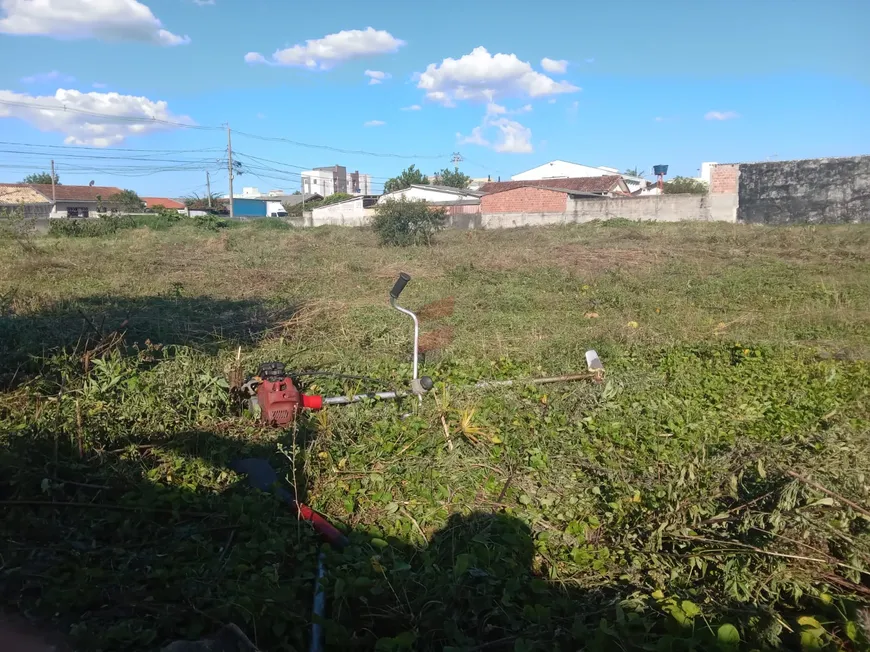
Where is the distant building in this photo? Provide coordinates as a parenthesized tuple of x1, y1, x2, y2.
(511, 160, 649, 194)
(0, 184, 52, 219)
(142, 197, 186, 212)
(377, 184, 483, 204)
(301, 165, 372, 197)
(14, 183, 126, 218)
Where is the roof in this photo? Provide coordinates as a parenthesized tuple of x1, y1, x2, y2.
(142, 197, 185, 210)
(310, 194, 379, 210)
(412, 184, 485, 197)
(0, 184, 52, 205)
(281, 192, 323, 206)
(479, 176, 626, 194)
(29, 184, 125, 202)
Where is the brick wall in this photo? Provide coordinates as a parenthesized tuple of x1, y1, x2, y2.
(710, 164, 739, 194)
(480, 187, 568, 213)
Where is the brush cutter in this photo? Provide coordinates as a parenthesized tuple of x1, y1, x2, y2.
(238, 273, 604, 427)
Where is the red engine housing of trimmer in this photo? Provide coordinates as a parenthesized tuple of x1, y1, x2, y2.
(256, 376, 323, 426)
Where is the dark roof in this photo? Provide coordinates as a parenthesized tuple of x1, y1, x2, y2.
(478, 176, 625, 195)
(29, 184, 125, 202)
(142, 197, 185, 210)
(281, 192, 323, 206)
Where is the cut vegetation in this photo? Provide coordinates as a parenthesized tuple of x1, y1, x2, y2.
(1, 220, 869, 651)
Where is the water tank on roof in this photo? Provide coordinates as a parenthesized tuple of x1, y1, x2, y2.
(653, 165, 669, 176)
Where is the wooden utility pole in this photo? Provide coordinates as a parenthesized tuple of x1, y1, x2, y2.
(206, 171, 212, 208)
(50, 159, 57, 215)
(226, 126, 235, 219)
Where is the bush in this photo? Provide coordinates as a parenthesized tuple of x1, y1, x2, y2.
(48, 215, 136, 238)
(192, 214, 231, 231)
(371, 198, 447, 246)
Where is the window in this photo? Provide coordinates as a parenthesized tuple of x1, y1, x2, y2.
(67, 207, 89, 218)
(313, 179, 318, 185)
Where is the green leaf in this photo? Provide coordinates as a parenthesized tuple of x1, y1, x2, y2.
(386, 502, 399, 514)
(845, 621, 858, 642)
(800, 628, 824, 650)
(651, 590, 665, 600)
(717, 623, 740, 647)
(681, 600, 701, 618)
(371, 537, 389, 549)
(453, 553, 471, 577)
(757, 458, 766, 479)
(518, 494, 531, 505)
(797, 616, 822, 629)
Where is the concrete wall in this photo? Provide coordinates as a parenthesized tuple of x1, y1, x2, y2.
(379, 186, 479, 204)
(479, 194, 728, 229)
(736, 156, 870, 224)
(310, 197, 374, 226)
(481, 186, 568, 213)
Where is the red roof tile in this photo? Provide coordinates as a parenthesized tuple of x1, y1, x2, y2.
(478, 175, 625, 194)
(28, 184, 125, 202)
(142, 197, 185, 210)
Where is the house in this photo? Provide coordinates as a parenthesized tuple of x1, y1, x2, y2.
(0, 184, 52, 219)
(281, 192, 323, 208)
(478, 176, 629, 197)
(377, 184, 483, 204)
(309, 195, 379, 227)
(142, 197, 186, 213)
(27, 184, 126, 218)
(511, 160, 649, 194)
(301, 165, 372, 197)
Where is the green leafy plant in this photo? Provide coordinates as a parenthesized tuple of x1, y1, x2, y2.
(663, 176, 708, 195)
(371, 197, 447, 246)
(384, 165, 429, 193)
(21, 171, 60, 185)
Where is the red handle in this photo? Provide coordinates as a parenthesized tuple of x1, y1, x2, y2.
(302, 394, 323, 410)
(296, 501, 349, 549)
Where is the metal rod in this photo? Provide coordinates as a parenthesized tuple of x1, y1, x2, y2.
(324, 390, 407, 405)
(390, 296, 419, 383)
(474, 373, 599, 389)
(310, 552, 326, 652)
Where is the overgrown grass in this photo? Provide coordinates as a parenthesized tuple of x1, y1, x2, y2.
(1, 221, 869, 651)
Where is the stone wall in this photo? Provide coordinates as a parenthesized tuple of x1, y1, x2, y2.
(736, 156, 870, 224)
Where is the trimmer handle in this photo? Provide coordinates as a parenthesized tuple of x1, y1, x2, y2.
(390, 272, 411, 299)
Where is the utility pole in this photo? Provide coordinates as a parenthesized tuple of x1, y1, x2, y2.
(451, 152, 463, 171)
(50, 159, 57, 216)
(206, 171, 212, 208)
(226, 125, 235, 219)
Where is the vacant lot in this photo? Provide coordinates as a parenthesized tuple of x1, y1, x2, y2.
(2, 220, 869, 651)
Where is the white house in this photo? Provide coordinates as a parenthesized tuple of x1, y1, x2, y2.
(309, 195, 379, 227)
(511, 160, 649, 194)
(377, 184, 483, 204)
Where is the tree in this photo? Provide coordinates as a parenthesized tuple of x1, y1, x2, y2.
(21, 172, 59, 185)
(384, 165, 429, 194)
(371, 197, 447, 246)
(623, 167, 644, 177)
(183, 192, 226, 212)
(106, 189, 145, 213)
(662, 176, 708, 195)
(436, 167, 471, 189)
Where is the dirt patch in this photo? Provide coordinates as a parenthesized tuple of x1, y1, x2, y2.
(417, 296, 455, 321)
(420, 326, 455, 352)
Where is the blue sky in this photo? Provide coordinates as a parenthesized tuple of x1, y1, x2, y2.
(0, 0, 868, 197)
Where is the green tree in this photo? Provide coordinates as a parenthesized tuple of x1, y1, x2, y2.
(371, 197, 447, 246)
(21, 172, 59, 185)
(384, 165, 429, 194)
(106, 189, 145, 213)
(436, 167, 471, 189)
(623, 167, 644, 177)
(183, 192, 226, 212)
(662, 176, 708, 195)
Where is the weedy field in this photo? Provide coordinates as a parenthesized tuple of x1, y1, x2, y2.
(1, 220, 869, 651)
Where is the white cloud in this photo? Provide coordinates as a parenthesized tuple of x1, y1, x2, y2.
(457, 126, 489, 147)
(516, 103, 532, 114)
(705, 110, 739, 121)
(21, 70, 74, 84)
(540, 57, 568, 74)
(0, 88, 195, 146)
(457, 112, 533, 154)
(486, 102, 506, 115)
(92, 82, 107, 89)
(417, 46, 579, 105)
(363, 119, 385, 127)
(364, 69, 390, 85)
(401, 104, 421, 111)
(0, 0, 189, 45)
(548, 98, 556, 104)
(246, 27, 404, 70)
